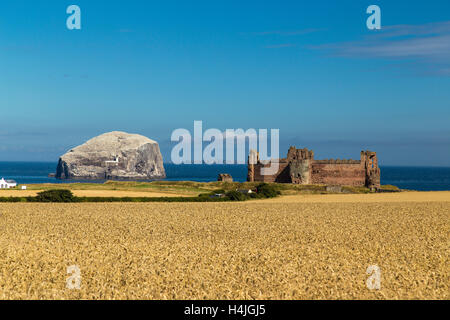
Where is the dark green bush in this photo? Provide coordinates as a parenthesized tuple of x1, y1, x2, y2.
(248, 192, 260, 199)
(35, 189, 76, 203)
(0, 197, 24, 202)
(225, 190, 247, 201)
(256, 183, 280, 198)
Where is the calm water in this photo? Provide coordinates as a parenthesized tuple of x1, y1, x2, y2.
(0, 162, 449, 191)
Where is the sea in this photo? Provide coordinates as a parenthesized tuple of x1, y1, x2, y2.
(0, 162, 450, 191)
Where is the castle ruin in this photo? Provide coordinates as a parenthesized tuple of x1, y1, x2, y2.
(247, 147, 380, 190)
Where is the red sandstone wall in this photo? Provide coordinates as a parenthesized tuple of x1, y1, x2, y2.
(310, 163, 366, 186)
(253, 162, 290, 183)
(251, 154, 371, 186)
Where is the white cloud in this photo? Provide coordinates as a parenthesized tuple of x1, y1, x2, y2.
(312, 21, 450, 75)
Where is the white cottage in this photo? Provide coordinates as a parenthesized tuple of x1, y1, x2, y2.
(0, 178, 17, 189)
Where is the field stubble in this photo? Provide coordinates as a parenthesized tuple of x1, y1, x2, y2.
(0, 198, 448, 299)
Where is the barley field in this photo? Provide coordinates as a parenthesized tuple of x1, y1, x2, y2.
(0, 189, 190, 198)
(0, 192, 448, 300)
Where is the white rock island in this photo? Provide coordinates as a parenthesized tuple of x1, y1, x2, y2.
(56, 131, 166, 180)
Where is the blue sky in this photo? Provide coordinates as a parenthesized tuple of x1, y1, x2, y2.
(0, 0, 449, 166)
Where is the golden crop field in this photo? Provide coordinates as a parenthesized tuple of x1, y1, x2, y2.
(0, 189, 190, 198)
(0, 193, 448, 300)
